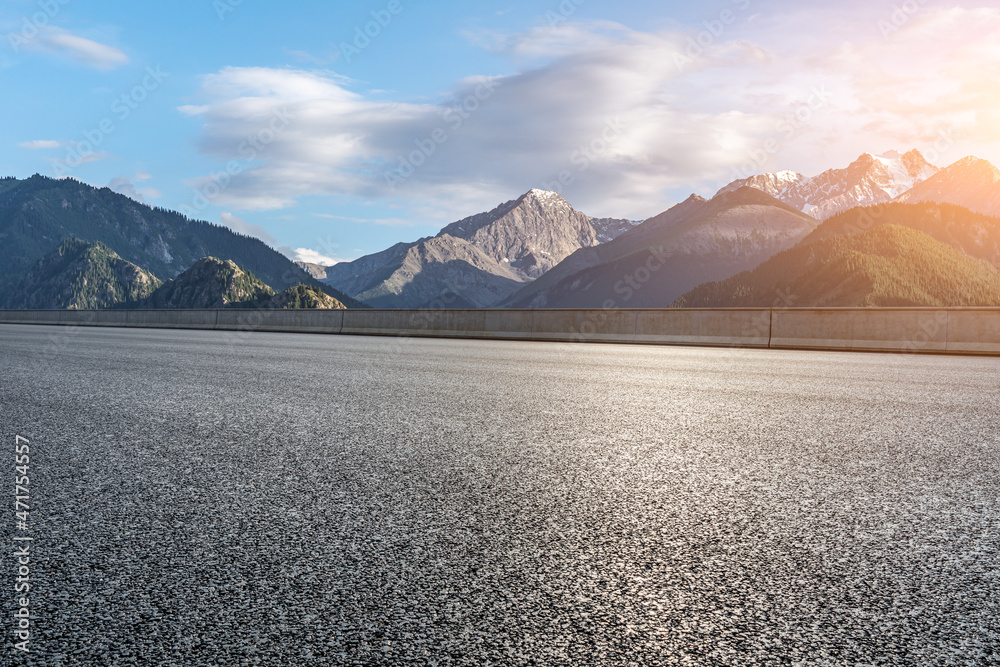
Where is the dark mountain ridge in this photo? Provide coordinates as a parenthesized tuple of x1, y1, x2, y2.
(0, 238, 161, 310)
(0, 174, 364, 307)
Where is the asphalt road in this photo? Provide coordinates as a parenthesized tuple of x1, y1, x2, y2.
(1, 323, 998, 665)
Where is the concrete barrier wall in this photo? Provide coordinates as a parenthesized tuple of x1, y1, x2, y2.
(68, 310, 128, 327)
(341, 310, 420, 337)
(1, 308, 999, 356)
(530, 309, 637, 343)
(771, 309, 950, 353)
(945, 309, 1000, 354)
(126, 310, 219, 329)
(217, 309, 344, 334)
(1, 310, 65, 325)
(483, 310, 533, 340)
(635, 309, 770, 347)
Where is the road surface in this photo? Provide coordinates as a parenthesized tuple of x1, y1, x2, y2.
(1, 324, 998, 665)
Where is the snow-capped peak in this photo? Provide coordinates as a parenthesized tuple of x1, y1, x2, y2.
(715, 149, 939, 220)
(526, 188, 562, 200)
(522, 188, 572, 212)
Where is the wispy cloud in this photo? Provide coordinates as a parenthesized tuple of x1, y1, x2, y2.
(23, 28, 129, 70)
(108, 175, 161, 203)
(50, 149, 108, 167)
(313, 213, 416, 227)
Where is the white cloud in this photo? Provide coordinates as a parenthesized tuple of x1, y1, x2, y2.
(313, 213, 417, 227)
(50, 150, 109, 168)
(179, 8, 1000, 221)
(108, 175, 145, 203)
(23, 28, 129, 70)
(107, 175, 161, 204)
(180, 43, 761, 219)
(291, 248, 342, 266)
(220, 212, 278, 246)
(19, 140, 63, 149)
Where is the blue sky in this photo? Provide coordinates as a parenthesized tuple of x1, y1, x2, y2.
(4, 0, 1000, 264)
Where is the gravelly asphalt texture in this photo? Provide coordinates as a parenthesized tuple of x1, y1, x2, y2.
(1, 323, 999, 666)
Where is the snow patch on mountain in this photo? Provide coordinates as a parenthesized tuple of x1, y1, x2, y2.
(717, 150, 939, 220)
(588, 217, 643, 243)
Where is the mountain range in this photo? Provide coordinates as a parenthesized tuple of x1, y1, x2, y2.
(321, 189, 634, 308)
(0, 240, 346, 311)
(319, 149, 997, 310)
(4, 150, 1000, 312)
(0, 175, 362, 307)
(501, 187, 820, 308)
(718, 150, 939, 219)
(138, 257, 346, 309)
(893, 156, 1000, 217)
(493, 152, 1000, 310)
(0, 238, 161, 310)
(674, 205, 1000, 308)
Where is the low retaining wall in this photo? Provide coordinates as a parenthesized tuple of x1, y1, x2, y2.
(216, 309, 345, 334)
(1, 308, 999, 356)
(634, 310, 771, 347)
(770, 309, 951, 353)
(945, 310, 1000, 354)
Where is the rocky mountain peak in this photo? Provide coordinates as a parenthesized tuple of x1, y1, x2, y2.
(523, 188, 568, 204)
(715, 149, 940, 220)
(892, 155, 1000, 217)
(323, 188, 604, 308)
(140, 256, 275, 309)
(951, 156, 1000, 180)
(714, 171, 804, 199)
(0, 238, 161, 310)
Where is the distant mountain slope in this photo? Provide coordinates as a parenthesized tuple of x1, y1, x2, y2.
(138, 257, 275, 309)
(265, 284, 345, 309)
(715, 170, 804, 199)
(673, 225, 1000, 308)
(589, 217, 643, 243)
(718, 150, 938, 219)
(802, 202, 1000, 268)
(0, 238, 161, 310)
(499, 194, 711, 307)
(437, 189, 599, 279)
(502, 187, 820, 308)
(350, 235, 526, 309)
(323, 189, 601, 308)
(0, 174, 363, 307)
(892, 156, 1000, 217)
(294, 262, 328, 280)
